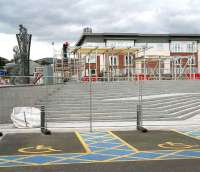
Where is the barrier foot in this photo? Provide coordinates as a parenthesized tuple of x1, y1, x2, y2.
(41, 128, 51, 135)
(137, 126, 148, 133)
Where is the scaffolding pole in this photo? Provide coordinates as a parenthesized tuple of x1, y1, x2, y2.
(76, 52, 79, 81)
(111, 48, 114, 81)
(174, 59, 177, 80)
(158, 57, 161, 80)
(144, 58, 146, 79)
(103, 53, 106, 81)
(143, 47, 146, 80)
(127, 48, 130, 81)
(95, 49, 98, 78)
(84, 56, 86, 77)
(107, 51, 110, 82)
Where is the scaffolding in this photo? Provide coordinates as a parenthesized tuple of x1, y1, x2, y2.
(135, 55, 198, 80)
(72, 46, 141, 81)
(53, 46, 199, 81)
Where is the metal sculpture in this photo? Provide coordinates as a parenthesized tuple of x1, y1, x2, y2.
(13, 46, 20, 66)
(16, 24, 32, 83)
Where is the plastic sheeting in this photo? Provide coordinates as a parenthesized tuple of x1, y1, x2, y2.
(11, 107, 40, 128)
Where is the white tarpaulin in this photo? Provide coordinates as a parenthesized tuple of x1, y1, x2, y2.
(11, 107, 41, 128)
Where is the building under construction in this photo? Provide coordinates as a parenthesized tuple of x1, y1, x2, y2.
(69, 28, 200, 81)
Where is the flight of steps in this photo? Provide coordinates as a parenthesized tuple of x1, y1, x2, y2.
(35, 80, 200, 126)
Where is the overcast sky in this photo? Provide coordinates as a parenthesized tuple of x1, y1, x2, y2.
(0, 0, 200, 60)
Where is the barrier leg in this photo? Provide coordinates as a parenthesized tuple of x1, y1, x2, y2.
(41, 106, 51, 135)
(137, 104, 148, 133)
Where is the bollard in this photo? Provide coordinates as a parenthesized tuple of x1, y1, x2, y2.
(41, 106, 51, 135)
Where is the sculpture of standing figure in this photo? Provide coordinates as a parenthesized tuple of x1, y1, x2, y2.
(16, 24, 32, 83)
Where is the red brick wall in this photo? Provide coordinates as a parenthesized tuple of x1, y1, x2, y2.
(118, 54, 124, 69)
(170, 52, 197, 56)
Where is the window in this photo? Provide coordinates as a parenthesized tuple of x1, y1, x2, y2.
(86, 55, 96, 63)
(109, 56, 117, 65)
(83, 42, 105, 47)
(126, 56, 128, 65)
(91, 69, 96, 75)
(147, 43, 169, 51)
(190, 56, 196, 65)
(170, 41, 197, 53)
(107, 40, 135, 47)
(114, 58, 117, 65)
(135, 43, 147, 48)
(129, 57, 132, 64)
(187, 43, 196, 52)
(125, 56, 133, 65)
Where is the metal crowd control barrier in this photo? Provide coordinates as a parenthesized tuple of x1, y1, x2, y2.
(136, 104, 142, 129)
(40, 105, 51, 135)
(0, 76, 65, 133)
(139, 78, 200, 130)
(1, 75, 200, 132)
(40, 106, 45, 132)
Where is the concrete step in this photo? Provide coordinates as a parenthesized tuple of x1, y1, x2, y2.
(144, 99, 200, 110)
(143, 97, 200, 108)
(143, 104, 200, 118)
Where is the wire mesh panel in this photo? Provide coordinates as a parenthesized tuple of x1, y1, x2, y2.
(91, 80, 138, 130)
(0, 76, 64, 132)
(140, 78, 200, 130)
(42, 78, 139, 131)
(1, 74, 200, 132)
(44, 81, 91, 129)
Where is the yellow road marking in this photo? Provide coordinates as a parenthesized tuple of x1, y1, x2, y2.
(108, 131, 139, 153)
(158, 142, 196, 149)
(140, 148, 200, 152)
(155, 149, 183, 160)
(105, 152, 136, 162)
(92, 144, 132, 154)
(43, 156, 93, 165)
(75, 131, 91, 153)
(0, 155, 39, 166)
(1, 130, 200, 168)
(18, 145, 61, 154)
(1, 156, 200, 168)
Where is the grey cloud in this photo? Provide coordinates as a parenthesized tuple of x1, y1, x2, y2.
(0, 0, 200, 44)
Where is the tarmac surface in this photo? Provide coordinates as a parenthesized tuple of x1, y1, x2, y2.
(113, 130, 200, 151)
(0, 129, 199, 171)
(1, 159, 200, 172)
(0, 132, 86, 155)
